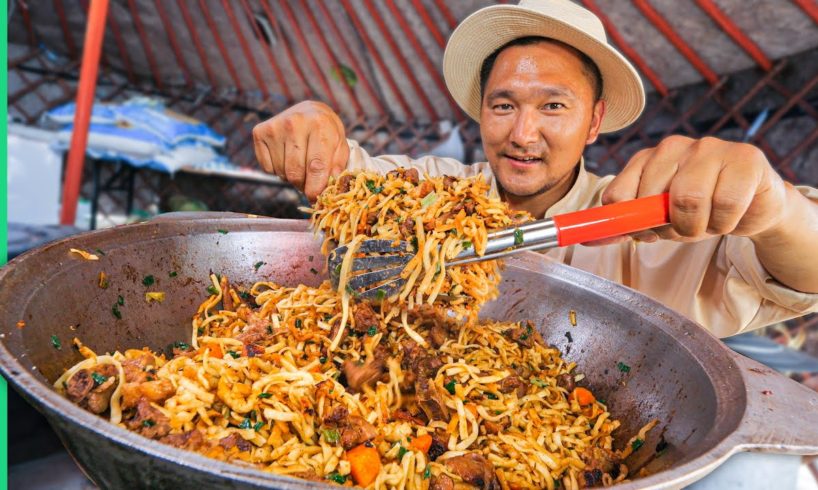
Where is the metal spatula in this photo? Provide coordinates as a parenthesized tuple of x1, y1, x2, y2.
(329, 193, 670, 300)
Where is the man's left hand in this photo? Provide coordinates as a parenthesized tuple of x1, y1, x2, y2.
(602, 135, 791, 243)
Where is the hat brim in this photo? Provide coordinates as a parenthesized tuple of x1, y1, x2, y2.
(443, 5, 645, 133)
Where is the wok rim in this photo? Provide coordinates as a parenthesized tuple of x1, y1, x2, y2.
(0, 215, 771, 489)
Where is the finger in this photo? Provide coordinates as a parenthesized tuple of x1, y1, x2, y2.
(330, 137, 350, 178)
(630, 230, 659, 243)
(303, 130, 334, 201)
(252, 126, 274, 174)
(709, 160, 761, 236)
(282, 132, 309, 190)
(666, 148, 723, 238)
(601, 149, 650, 204)
(635, 137, 694, 198)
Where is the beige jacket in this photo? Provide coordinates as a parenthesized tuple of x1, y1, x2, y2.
(346, 139, 818, 337)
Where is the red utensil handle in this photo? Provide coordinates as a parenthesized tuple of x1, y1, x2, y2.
(553, 193, 670, 246)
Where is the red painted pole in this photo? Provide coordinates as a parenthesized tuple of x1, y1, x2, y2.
(59, 0, 109, 226)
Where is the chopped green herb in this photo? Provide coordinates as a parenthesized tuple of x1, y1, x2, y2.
(555, 480, 561, 488)
(365, 180, 383, 194)
(295, 318, 303, 329)
(531, 378, 548, 388)
(421, 191, 437, 208)
(95, 248, 106, 256)
(514, 228, 524, 246)
(91, 372, 108, 385)
(617, 361, 631, 373)
(423, 465, 431, 479)
(494, 410, 503, 415)
(239, 418, 252, 430)
(323, 428, 340, 444)
(319, 356, 328, 364)
(598, 398, 606, 405)
(142, 275, 155, 286)
(410, 236, 419, 250)
(258, 392, 272, 399)
(254, 261, 265, 271)
(112, 304, 122, 319)
(227, 350, 240, 359)
(397, 445, 408, 461)
(253, 421, 264, 431)
(367, 326, 377, 336)
(326, 473, 347, 484)
(117, 295, 125, 306)
(217, 229, 229, 234)
(631, 438, 644, 451)
(197, 327, 204, 335)
(173, 341, 190, 350)
(376, 289, 386, 301)
(485, 391, 499, 400)
(142, 419, 156, 427)
(239, 291, 251, 300)
(444, 380, 457, 395)
(309, 267, 318, 275)
(461, 240, 472, 249)
(206, 285, 218, 295)
(50, 335, 61, 350)
(266, 325, 273, 334)
(169, 271, 178, 277)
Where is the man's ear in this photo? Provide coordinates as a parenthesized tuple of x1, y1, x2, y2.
(585, 99, 606, 145)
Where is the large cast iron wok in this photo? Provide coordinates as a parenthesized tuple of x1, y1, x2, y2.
(1, 214, 817, 489)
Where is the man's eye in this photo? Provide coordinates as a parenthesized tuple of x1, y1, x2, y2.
(494, 103, 513, 111)
(544, 103, 565, 110)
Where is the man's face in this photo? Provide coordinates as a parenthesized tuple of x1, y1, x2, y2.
(480, 41, 604, 198)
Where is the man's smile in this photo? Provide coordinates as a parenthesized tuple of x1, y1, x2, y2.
(502, 153, 544, 168)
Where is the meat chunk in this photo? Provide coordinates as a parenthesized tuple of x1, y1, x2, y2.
(65, 370, 94, 403)
(387, 167, 419, 185)
(343, 357, 385, 392)
(556, 374, 576, 392)
(400, 216, 416, 237)
(392, 409, 426, 426)
(339, 415, 378, 450)
(417, 180, 435, 198)
(415, 377, 449, 422)
(126, 398, 171, 439)
(442, 175, 457, 189)
(352, 302, 380, 335)
(579, 469, 604, 487)
(503, 321, 540, 349)
(160, 429, 204, 450)
(121, 354, 156, 383)
(430, 324, 452, 348)
(400, 339, 443, 378)
(85, 375, 117, 414)
(323, 405, 349, 426)
(498, 375, 527, 398)
(236, 313, 272, 345)
(430, 474, 454, 490)
(337, 174, 354, 193)
(444, 453, 500, 489)
(404, 168, 420, 185)
(219, 432, 252, 452)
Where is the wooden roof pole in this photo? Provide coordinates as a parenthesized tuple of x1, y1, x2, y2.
(59, 0, 109, 226)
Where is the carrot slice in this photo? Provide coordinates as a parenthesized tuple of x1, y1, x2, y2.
(572, 387, 596, 406)
(346, 444, 381, 487)
(409, 434, 433, 454)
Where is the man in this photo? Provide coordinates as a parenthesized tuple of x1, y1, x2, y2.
(253, 0, 818, 337)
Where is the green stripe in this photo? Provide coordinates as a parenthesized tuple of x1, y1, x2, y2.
(1, 0, 10, 486)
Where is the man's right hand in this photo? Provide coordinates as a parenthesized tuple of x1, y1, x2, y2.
(252, 101, 350, 201)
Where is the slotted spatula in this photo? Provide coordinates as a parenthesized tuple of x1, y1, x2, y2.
(329, 193, 670, 300)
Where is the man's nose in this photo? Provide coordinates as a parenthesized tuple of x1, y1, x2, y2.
(509, 108, 541, 148)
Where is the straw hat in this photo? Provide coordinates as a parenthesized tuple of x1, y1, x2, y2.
(443, 0, 645, 133)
